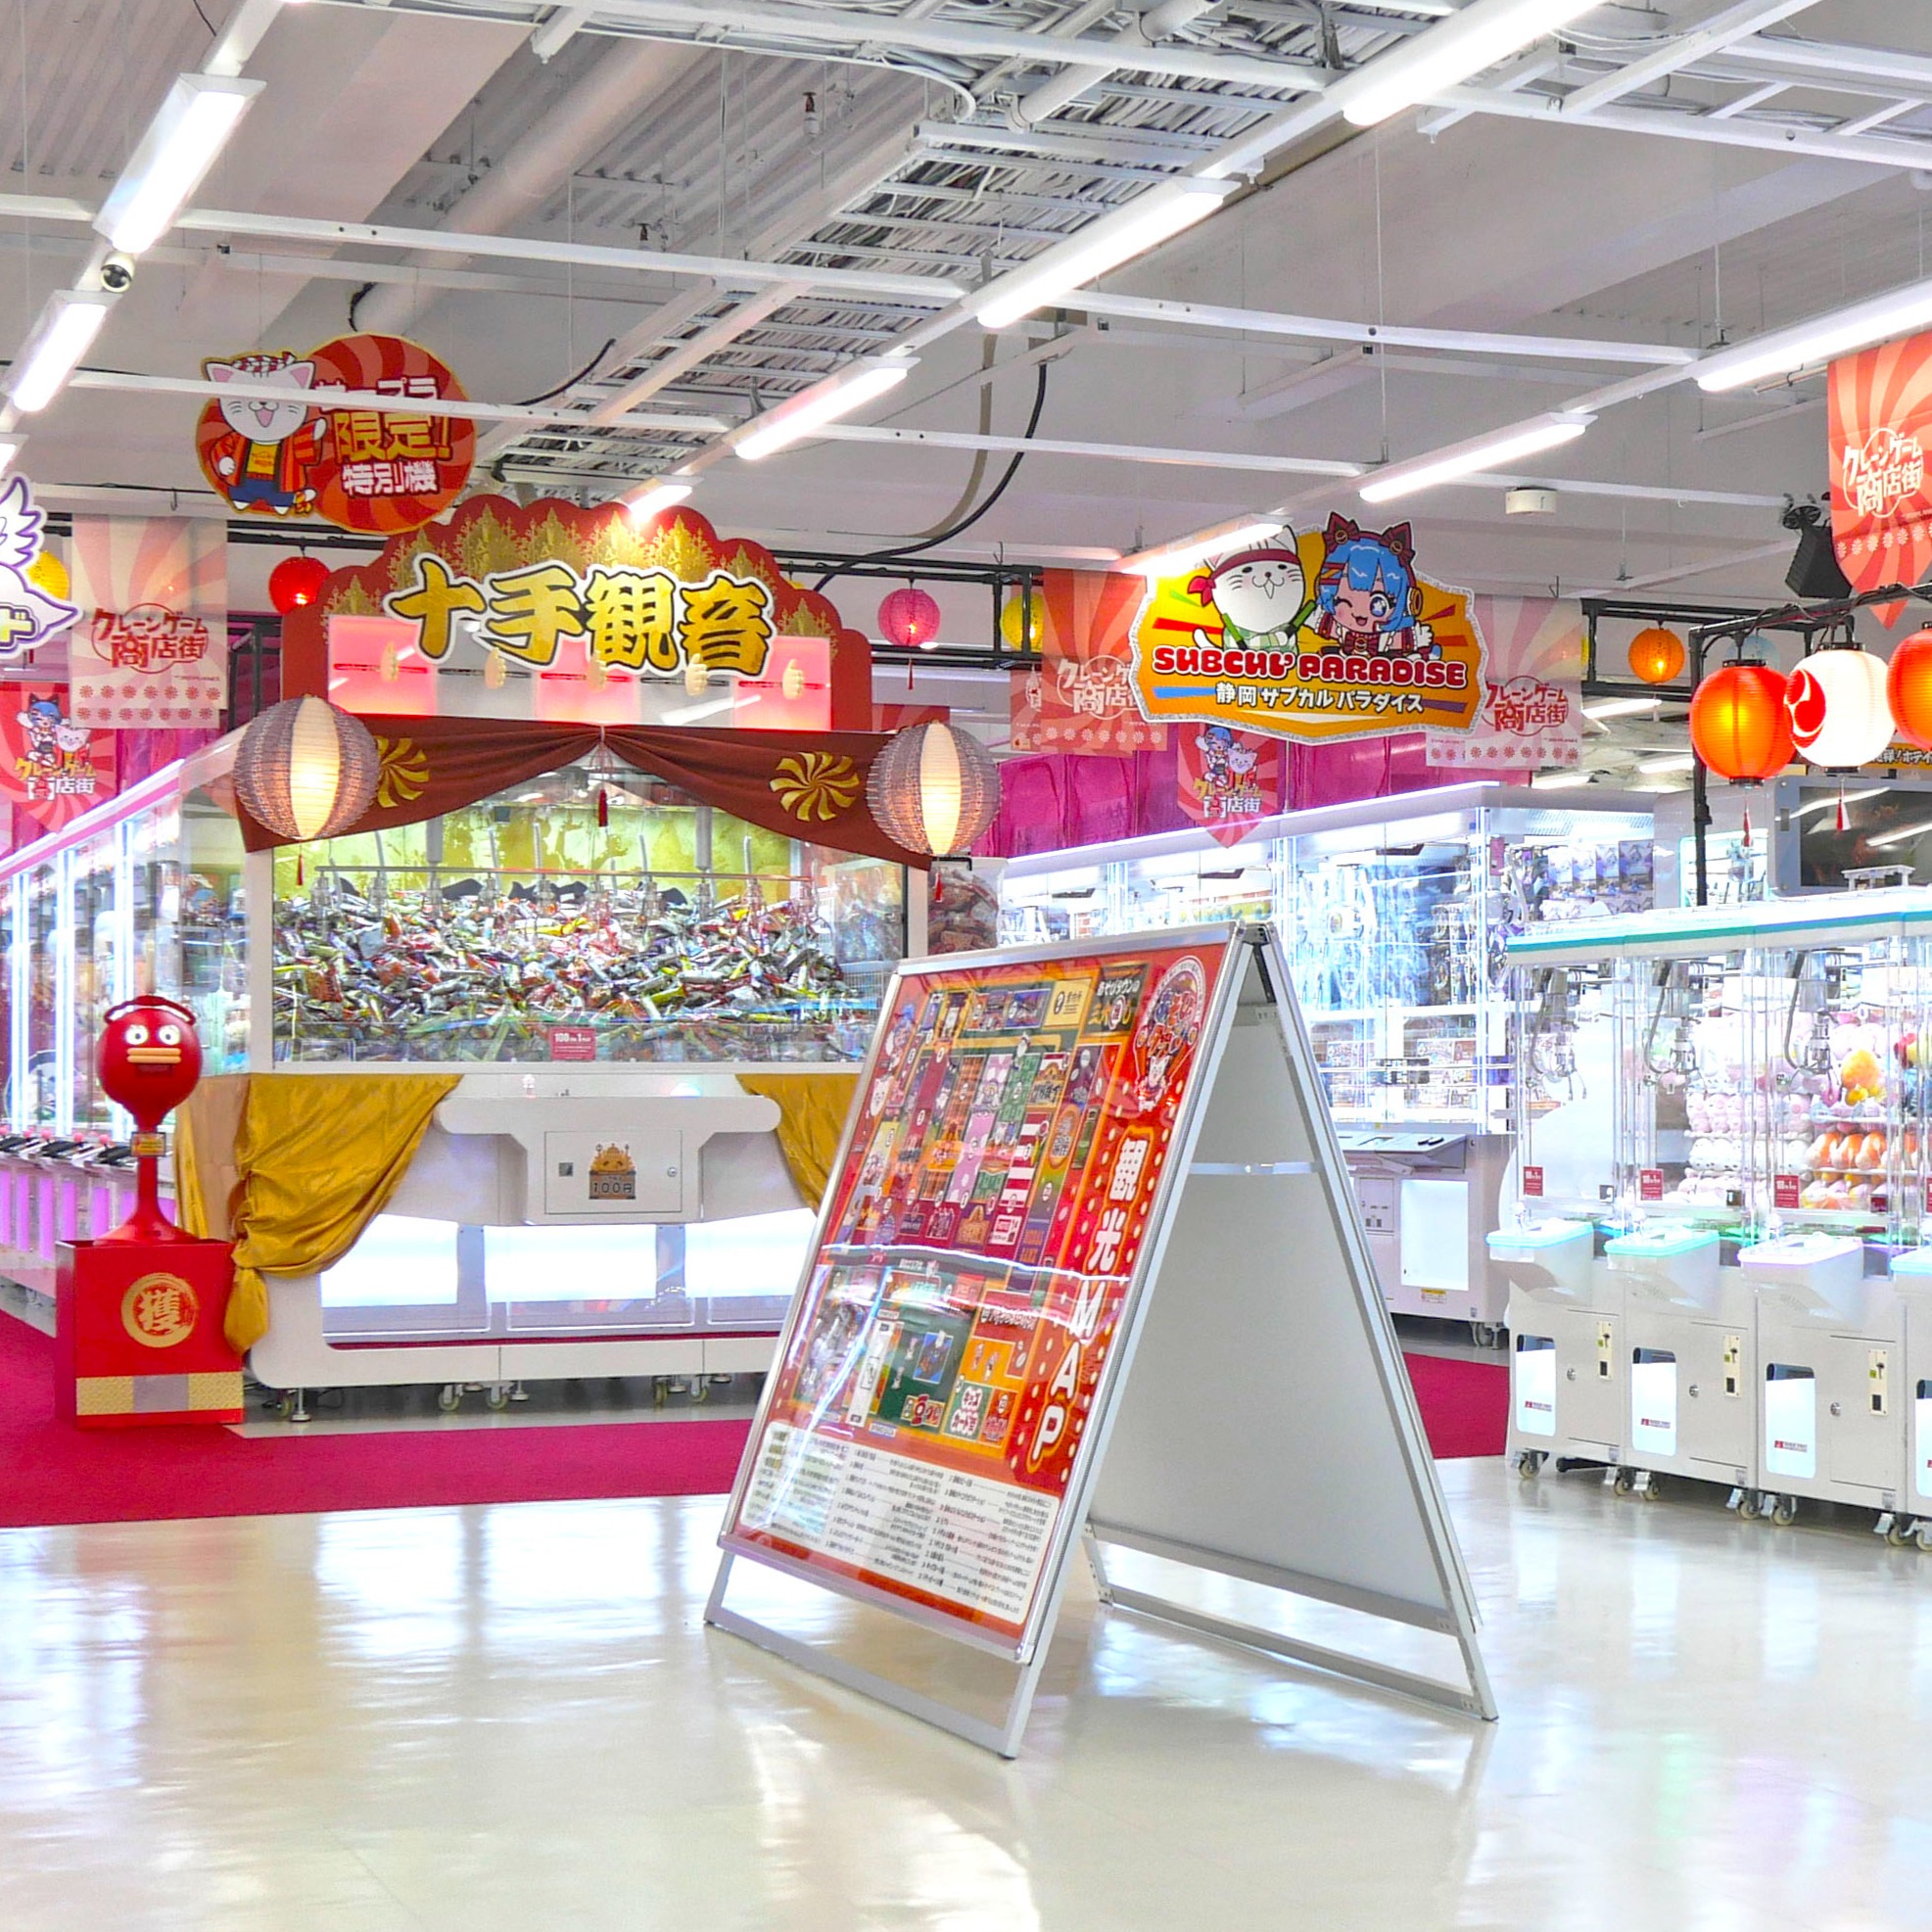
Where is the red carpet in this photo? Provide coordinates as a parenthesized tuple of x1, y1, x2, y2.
(0, 1316, 751, 1531)
(0, 1319, 1505, 1530)
(1402, 1349, 1508, 1459)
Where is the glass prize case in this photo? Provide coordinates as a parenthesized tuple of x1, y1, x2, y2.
(1508, 892, 1932, 1245)
(998, 785, 1654, 1133)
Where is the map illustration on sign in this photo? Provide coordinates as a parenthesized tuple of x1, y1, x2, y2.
(722, 938, 1232, 1649)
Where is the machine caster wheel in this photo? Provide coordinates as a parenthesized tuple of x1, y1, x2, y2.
(1639, 1474, 1662, 1500)
(1612, 1468, 1635, 1496)
(1917, 1524, 1932, 1554)
(437, 1385, 462, 1414)
(1470, 1323, 1496, 1348)
(1771, 1496, 1798, 1527)
(486, 1385, 511, 1412)
(691, 1378, 709, 1405)
(1515, 1450, 1545, 1480)
(652, 1377, 668, 1408)
(1886, 1516, 1911, 1548)
(1737, 1492, 1761, 1520)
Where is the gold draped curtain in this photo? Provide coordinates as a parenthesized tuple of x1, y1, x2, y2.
(737, 1073, 858, 1207)
(176, 1073, 458, 1352)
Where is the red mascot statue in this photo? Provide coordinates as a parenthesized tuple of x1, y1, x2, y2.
(55, 997, 245, 1428)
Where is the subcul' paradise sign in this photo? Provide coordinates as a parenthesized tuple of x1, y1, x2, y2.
(1128, 514, 1487, 743)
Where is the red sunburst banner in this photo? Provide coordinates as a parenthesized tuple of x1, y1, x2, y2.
(1828, 334, 1932, 626)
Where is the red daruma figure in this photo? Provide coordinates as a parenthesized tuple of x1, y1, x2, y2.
(97, 995, 203, 1244)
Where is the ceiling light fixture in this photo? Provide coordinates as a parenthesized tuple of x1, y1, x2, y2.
(6, 291, 114, 413)
(622, 479, 693, 523)
(968, 179, 1238, 332)
(1119, 514, 1286, 578)
(734, 356, 916, 461)
(94, 72, 264, 257)
(1696, 274, 1932, 394)
(1636, 752, 1696, 776)
(1531, 770, 1595, 790)
(1341, 0, 1606, 127)
(1580, 696, 1662, 722)
(1358, 412, 1594, 505)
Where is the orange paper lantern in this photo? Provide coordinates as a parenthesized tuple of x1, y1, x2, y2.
(1627, 625, 1685, 685)
(1887, 630, 1932, 751)
(1690, 662, 1792, 782)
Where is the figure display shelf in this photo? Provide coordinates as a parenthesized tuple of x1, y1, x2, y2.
(998, 785, 1653, 1132)
(1507, 890, 1932, 1245)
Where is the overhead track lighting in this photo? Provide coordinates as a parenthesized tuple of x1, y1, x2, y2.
(1357, 412, 1594, 505)
(1341, 0, 1606, 127)
(622, 479, 694, 523)
(733, 357, 916, 461)
(1695, 274, 1932, 394)
(1120, 515, 1286, 578)
(968, 179, 1238, 332)
(94, 72, 264, 257)
(6, 291, 114, 414)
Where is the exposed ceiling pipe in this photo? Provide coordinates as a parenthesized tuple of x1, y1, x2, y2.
(355, 33, 709, 336)
(1011, 0, 1220, 128)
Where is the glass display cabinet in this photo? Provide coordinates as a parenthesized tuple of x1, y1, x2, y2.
(998, 784, 1654, 1334)
(0, 737, 913, 1398)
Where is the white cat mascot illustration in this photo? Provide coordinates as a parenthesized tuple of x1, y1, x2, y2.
(204, 353, 323, 514)
(1187, 542, 1311, 649)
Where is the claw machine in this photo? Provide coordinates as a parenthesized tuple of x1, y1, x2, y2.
(999, 783, 1653, 1337)
(0, 734, 915, 1408)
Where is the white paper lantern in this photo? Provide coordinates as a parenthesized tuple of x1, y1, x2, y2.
(1785, 646, 1895, 770)
(867, 722, 1000, 857)
(233, 696, 381, 841)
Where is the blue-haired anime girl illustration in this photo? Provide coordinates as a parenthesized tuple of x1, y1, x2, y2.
(1311, 514, 1435, 657)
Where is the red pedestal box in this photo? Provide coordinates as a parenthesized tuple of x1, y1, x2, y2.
(55, 1238, 245, 1428)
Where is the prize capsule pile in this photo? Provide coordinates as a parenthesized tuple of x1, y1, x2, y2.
(273, 877, 888, 1061)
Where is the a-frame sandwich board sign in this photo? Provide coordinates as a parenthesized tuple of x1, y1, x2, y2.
(706, 922, 1495, 1757)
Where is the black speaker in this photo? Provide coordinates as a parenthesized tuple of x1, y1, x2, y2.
(1783, 503, 1853, 600)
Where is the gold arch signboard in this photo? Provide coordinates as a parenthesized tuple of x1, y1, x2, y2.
(1128, 515, 1487, 743)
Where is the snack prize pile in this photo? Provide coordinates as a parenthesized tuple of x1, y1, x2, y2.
(272, 877, 882, 1062)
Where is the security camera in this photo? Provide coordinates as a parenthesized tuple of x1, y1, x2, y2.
(100, 253, 135, 293)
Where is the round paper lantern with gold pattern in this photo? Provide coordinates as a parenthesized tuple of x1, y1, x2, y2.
(867, 722, 1000, 857)
(234, 696, 381, 841)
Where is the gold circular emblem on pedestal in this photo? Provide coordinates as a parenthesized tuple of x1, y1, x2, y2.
(121, 1272, 200, 1348)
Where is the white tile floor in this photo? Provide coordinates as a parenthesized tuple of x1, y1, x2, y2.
(1, 1460, 1928, 1931)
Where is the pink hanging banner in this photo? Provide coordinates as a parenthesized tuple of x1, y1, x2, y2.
(1829, 333, 1932, 626)
(67, 518, 227, 730)
(0, 683, 117, 833)
(1177, 723, 1284, 847)
(1010, 571, 1167, 755)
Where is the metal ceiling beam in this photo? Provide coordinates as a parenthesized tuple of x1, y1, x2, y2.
(564, 0, 1329, 90)
(810, 421, 1363, 476)
(1559, 0, 1825, 118)
(1727, 31, 1932, 93)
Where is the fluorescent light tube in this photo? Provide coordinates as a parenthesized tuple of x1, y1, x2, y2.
(1342, 0, 1605, 127)
(1121, 515, 1286, 578)
(1531, 770, 1594, 789)
(0, 436, 22, 480)
(970, 179, 1237, 331)
(1580, 696, 1660, 722)
(7, 291, 114, 413)
(1695, 275, 1932, 393)
(94, 72, 263, 257)
(623, 479, 693, 523)
(1358, 412, 1593, 504)
(1636, 752, 1695, 776)
(734, 357, 916, 462)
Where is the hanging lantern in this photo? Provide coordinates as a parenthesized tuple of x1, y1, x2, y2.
(867, 722, 1000, 857)
(233, 696, 381, 841)
(878, 586, 942, 649)
(268, 554, 331, 615)
(1000, 591, 1044, 650)
(1888, 630, 1932, 751)
(1689, 661, 1792, 783)
(1626, 625, 1685, 685)
(1785, 645, 1895, 770)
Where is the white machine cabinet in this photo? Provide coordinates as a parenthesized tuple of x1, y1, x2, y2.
(1504, 889, 1932, 1531)
(1001, 783, 1653, 1339)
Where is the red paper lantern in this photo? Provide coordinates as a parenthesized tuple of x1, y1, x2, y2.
(1627, 625, 1685, 685)
(1888, 630, 1932, 751)
(268, 555, 331, 614)
(1689, 661, 1792, 782)
(878, 586, 942, 649)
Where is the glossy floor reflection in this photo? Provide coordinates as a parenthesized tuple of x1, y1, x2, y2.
(1, 1461, 1927, 1930)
